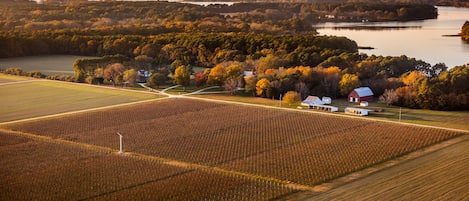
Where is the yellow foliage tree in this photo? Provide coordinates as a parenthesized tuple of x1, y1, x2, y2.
(339, 73, 361, 96)
(401, 71, 426, 89)
(282, 91, 301, 105)
(207, 65, 225, 86)
(174, 65, 191, 90)
(123, 69, 138, 86)
(256, 78, 271, 97)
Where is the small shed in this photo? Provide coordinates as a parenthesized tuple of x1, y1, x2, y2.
(360, 101, 369, 107)
(344, 107, 372, 116)
(322, 97, 332, 105)
(301, 96, 324, 107)
(348, 87, 374, 103)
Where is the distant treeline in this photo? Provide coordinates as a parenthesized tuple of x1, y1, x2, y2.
(197, 0, 469, 8)
(0, 31, 357, 67)
(0, 1, 437, 33)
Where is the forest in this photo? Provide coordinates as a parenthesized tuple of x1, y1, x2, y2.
(0, 1, 468, 110)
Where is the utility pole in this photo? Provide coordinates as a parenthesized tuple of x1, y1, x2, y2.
(279, 94, 282, 107)
(399, 107, 402, 122)
(117, 132, 123, 154)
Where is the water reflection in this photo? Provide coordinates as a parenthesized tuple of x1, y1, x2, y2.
(316, 7, 469, 67)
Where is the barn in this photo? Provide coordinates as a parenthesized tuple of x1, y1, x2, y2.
(348, 87, 374, 103)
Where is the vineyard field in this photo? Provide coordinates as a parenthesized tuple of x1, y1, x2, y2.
(2, 98, 462, 190)
(0, 131, 297, 200)
(307, 138, 469, 200)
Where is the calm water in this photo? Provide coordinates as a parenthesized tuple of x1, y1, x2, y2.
(316, 7, 469, 68)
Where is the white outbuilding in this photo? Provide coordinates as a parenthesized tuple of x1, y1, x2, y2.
(301, 96, 324, 106)
(344, 107, 373, 116)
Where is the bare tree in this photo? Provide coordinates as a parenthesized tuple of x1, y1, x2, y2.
(379, 89, 398, 106)
(224, 77, 243, 95)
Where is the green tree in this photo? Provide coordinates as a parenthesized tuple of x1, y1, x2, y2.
(146, 72, 167, 89)
(339, 73, 361, 96)
(174, 65, 191, 90)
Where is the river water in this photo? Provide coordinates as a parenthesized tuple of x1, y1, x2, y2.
(315, 7, 469, 68)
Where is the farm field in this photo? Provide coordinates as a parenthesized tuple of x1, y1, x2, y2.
(0, 55, 99, 76)
(0, 130, 296, 200)
(0, 80, 159, 123)
(1, 98, 464, 200)
(0, 74, 33, 83)
(306, 137, 469, 200)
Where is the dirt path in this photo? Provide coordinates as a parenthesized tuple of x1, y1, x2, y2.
(0, 80, 37, 86)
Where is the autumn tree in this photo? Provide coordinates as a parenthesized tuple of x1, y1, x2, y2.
(94, 67, 104, 84)
(123, 69, 138, 86)
(174, 65, 191, 91)
(224, 77, 243, 95)
(244, 75, 257, 96)
(379, 89, 398, 106)
(257, 54, 286, 74)
(401, 71, 427, 89)
(225, 63, 243, 80)
(339, 73, 361, 96)
(283, 91, 301, 105)
(322, 66, 341, 98)
(195, 72, 206, 87)
(207, 65, 225, 86)
(104, 63, 125, 86)
(256, 78, 271, 98)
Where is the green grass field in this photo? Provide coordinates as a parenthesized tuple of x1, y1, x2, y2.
(0, 80, 160, 123)
(0, 55, 99, 76)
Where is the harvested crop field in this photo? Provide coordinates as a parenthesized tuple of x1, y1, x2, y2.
(307, 137, 469, 200)
(0, 130, 296, 200)
(2, 98, 462, 195)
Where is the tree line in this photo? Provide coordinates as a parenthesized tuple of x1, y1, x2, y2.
(68, 51, 467, 110)
(0, 1, 438, 34)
